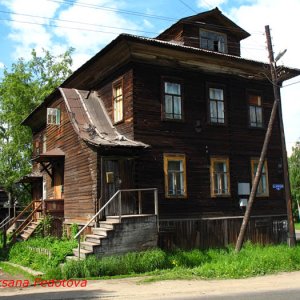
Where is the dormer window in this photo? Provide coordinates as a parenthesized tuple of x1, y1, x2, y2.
(200, 29, 227, 53)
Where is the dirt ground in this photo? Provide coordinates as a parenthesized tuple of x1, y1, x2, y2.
(1, 270, 300, 300)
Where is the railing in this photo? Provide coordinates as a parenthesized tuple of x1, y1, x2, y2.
(11, 201, 42, 242)
(74, 188, 158, 260)
(0, 216, 10, 230)
(7, 199, 41, 230)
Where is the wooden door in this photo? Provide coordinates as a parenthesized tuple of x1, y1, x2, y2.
(53, 162, 64, 199)
(103, 158, 135, 216)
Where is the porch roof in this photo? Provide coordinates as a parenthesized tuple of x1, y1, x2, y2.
(17, 171, 43, 183)
(32, 148, 65, 163)
(59, 88, 149, 148)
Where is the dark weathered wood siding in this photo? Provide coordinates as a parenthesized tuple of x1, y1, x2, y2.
(44, 98, 98, 224)
(132, 62, 285, 219)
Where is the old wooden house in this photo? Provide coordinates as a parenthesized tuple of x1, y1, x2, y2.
(15, 8, 300, 256)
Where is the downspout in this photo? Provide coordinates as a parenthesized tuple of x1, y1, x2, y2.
(96, 155, 104, 226)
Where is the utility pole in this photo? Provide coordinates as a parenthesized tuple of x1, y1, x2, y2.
(265, 25, 296, 247)
(235, 25, 295, 252)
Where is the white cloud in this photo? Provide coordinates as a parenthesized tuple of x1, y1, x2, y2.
(1, 0, 141, 69)
(196, 0, 227, 9)
(0, 62, 4, 69)
(1, 0, 60, 60)
(53, 0, 139, 69)
(228, 0, 300, 153)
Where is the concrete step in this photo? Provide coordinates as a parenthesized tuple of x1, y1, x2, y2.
(92, 227, 112, 236)
(85, 234, 103, 244)
(80, 241, 100, 251)
(106, 216, 121, 223)
(99, 221, 115, 230)
(73, 248, 93, 259)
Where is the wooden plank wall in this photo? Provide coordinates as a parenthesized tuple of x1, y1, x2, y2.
(159, 216, 288, 250)
(132, 62, 286, 219)
(97, 68, 134, 140)
(45, 98, 98, 224)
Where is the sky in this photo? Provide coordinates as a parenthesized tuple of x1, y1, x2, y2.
(0, 0, 299, 154)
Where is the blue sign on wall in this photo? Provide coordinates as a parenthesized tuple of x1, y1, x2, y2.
(272, 184, 284, 191)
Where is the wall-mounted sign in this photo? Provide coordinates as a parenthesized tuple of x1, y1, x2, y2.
(272, 184, 284, 191)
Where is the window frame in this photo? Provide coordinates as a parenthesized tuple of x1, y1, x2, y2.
(199, 29, 227, 53)
(47, 108, 61, 125)
(112, 78, 124, 124)
(207, 83, 227, 125)
(210, 157, 231, 197)
(250, 158, 269, 197)
(248, 91, 264, 128)
(163, 153, 187, 198)
(161, 78, 184, 121)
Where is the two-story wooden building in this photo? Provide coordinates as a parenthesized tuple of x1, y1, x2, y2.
(20, 8, 300, 255)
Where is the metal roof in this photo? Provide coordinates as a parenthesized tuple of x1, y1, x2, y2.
(59, 88, 149, 148)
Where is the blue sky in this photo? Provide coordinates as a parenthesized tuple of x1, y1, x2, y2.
(0, 0, 299, 153)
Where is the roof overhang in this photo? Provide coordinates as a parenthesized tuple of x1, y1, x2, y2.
(17, 172, 43, 184)
(32, 148, 65, 163)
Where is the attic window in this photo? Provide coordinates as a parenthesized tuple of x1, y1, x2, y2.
(47, 108, 60, 125)
(200, 29, 227, 53)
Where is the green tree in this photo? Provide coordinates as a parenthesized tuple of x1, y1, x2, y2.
(289, 141, 300, 221)
(0, 48, 73, 201)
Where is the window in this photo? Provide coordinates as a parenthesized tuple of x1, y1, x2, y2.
(210, 157, 230, 197)
(209, 87, 225, 124)
(164, 154, 187, 198)
(113, 81, 123, 123)
(249, 94, 263, 127)
(163, 81, 183, 120)
(200, 30, 227, 53)
(251, 159, 269, 196)
(47, 108, 60, 125)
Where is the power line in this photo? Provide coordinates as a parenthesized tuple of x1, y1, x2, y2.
(0, 10, 158, 35)
(45, 0, 264, 36)
(0, 13, 267, 51)
(178, 0, 198, 13)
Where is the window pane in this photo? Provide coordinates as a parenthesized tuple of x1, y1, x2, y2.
(256, 107, 263, 126)
(217, 101, 224, 121)
(173, 96, 182, 118)
(168, 160, 182, 171)
(215, 162, 226, 172)
(165, 82, 181, 95)
(168, 173, 175, 195)
(165, 95, 173, 114)
(250, 106, 256, 126)
(210, 101, 217, 120)
(209, 88, 223, 100)
(175, 172, 184, 195)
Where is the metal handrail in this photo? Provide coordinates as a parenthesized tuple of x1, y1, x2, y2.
(0, 216, 10, 229)
(74, 188, 158, 260)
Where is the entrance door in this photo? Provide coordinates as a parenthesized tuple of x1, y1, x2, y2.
(53, 161, 64, 199)
(103, 158, 135, 216)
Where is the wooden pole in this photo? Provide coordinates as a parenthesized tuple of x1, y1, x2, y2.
(235, 98, 279, 252)
(265, 25, 296, 246)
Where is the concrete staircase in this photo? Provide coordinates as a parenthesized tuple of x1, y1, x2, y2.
(68, 215, 158, 260)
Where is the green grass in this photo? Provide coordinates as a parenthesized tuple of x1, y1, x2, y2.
(4, 238, 300, 282)
(60, 242, 300, 281)
(6, 237, 76, 276)
(295, 223, 300, 230)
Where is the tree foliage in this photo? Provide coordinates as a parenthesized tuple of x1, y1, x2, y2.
(289, 141, 300, 220)
(0, 48, 73, 200)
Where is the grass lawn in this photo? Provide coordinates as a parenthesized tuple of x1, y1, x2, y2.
(295, 223, 300, 230)
(2, 237, 300, 282)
